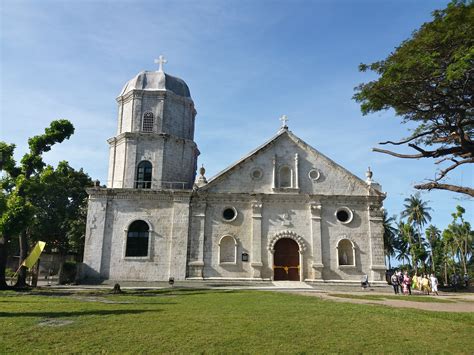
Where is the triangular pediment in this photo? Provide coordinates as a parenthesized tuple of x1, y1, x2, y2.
(199, 129, 381, 196)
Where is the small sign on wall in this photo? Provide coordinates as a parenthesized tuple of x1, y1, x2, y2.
(241, 253, 249, 262)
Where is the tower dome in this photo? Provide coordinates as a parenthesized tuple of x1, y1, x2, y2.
(108, 57, 199, 190)
(119, 71, 191, 98)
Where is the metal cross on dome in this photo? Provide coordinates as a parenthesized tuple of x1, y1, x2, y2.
(154, 55, 167, 72)
(279, 114, 289, 129)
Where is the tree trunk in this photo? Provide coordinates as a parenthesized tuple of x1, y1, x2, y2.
(444, 260, 448, 286)
(460, 252, 467, 275)
(431, 252, 435, 273)
(15, 231, 28, 288)
(0, 235, 9, 290)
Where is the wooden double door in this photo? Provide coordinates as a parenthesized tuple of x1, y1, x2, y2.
(273, 238, 300, 281)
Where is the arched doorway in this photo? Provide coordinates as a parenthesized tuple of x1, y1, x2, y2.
(273, 238, 300, 281)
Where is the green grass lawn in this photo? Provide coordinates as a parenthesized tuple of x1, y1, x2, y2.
(329, 293, 455, 303)
(0, 288, 473, 353)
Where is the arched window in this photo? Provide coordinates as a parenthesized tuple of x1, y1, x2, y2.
(337, 239, 355, 266)
(125, 220, 149, 257)
(136, 161, 152, 188)
(142, 112, 154, 133)
(219, 235, 237, 263)
(279, 166, 292, 188)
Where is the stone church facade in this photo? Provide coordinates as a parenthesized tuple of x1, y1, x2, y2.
(82, 62, 387, 284)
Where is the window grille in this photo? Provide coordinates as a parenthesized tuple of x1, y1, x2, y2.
(142, 112, 154, 132)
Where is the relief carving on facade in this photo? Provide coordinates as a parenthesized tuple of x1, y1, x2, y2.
(278, 211, 294, 227)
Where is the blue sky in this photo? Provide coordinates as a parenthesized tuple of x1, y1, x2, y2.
(1, 0, 472, 234)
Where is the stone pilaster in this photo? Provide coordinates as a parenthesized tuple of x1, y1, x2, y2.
(82, 194, 108, 280)
(168, 194, 191, 280)
(368, 202, 386, 282)
(188, 202, 206, 278)
(272, 155, 276, 189)
(310, 202, 324, 279)
(250, 200, 263, 278)
(294, 153, 299, 189)
(132, 93, 143, 132)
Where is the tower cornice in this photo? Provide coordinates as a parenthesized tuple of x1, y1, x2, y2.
(107, 132, 199, 146)
(116, 89, 195, 106)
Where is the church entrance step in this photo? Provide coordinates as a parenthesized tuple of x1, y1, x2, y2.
(272, 281, 312, 289)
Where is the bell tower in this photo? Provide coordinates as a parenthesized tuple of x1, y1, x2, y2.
(107, 57, 199, 189)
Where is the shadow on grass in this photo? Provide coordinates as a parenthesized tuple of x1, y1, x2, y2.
(0, 309, 161, 318)
(1, 287, 241, 300)
(128, 288, 239, 297)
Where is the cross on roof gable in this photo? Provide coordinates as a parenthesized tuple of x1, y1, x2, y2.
(198, 129, 381, 195)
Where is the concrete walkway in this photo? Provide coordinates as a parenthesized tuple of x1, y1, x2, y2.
(292, 291, 474, 313)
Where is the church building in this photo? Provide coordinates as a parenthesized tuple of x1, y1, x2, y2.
(82, 58, 387, 284)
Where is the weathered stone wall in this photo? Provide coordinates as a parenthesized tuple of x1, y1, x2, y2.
(108, 87, 197, 189)
(201, 199, 253, 278)
(185, 193, 384, 282)
(207, 133, 369, 196)
(83, 189, 192, 281)
(163, 94, 195, 140)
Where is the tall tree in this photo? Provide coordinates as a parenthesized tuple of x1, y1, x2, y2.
(401, 193, 432, 246)
(382, 211, 398, 269)
(425, 225, 442, 273)
(396, 220, 418, 271)
(30, 161, 93, 259)
(443, 205, 473, 274)
(354, 0, 474, 196)
(0, 120, 74, 289)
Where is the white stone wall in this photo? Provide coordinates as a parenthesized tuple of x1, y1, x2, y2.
(207, 133, 368, 196)
(201, 200, 253, 278)
(185, 193, 383, 282)
(82, 190, 191, 281)
(83, 191, 385, 283)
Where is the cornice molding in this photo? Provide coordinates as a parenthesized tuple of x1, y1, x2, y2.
(87, 188, 192, 201)
(107, 132, 198, 147)
(116, 88, 194, 105)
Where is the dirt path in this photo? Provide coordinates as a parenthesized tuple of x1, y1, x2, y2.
(293, 291, 474, 313)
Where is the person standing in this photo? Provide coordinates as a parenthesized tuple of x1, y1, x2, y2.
(406, 273, 412, 295)
(411, 273, 418, 292)
(402, 272, 411, 295)
(463, 273, 469, 288)
(391, 272, 399, 294)
(398, 271, 404, 291)
(430, 274, 439, 296)
(422, 274, 430, 295)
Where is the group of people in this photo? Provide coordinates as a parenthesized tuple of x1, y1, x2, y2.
(390, 271, 439, 296)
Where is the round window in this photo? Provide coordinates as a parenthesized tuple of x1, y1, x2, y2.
(222, 207, 237, 222)
(335, 207, 353, 224)
(308, 169, 320, 181)
(250, 168, 263, 180)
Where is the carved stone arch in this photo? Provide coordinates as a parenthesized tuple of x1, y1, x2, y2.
(124, 218, 154, 233)
(278, 165, 293, 188)
(268, 230, 307, 253)
(336, 235, 356, 267)
(218, 234, 238, 264)
(335, 234, 356, 248)
(218, 234, 238, 246)
(123, 219, 153, 259)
